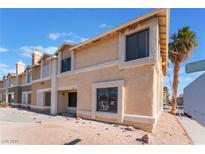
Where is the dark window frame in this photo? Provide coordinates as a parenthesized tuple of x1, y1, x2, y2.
(61, 57, 71, 73)
(96, 87, 118, 113)
(68, 92, 77, 107)
(125, 28, 149, 62)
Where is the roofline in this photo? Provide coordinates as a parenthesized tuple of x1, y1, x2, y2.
(37, 53, 53, 63)
(55, 42, 76, 55)
(70, 8, 167, 51)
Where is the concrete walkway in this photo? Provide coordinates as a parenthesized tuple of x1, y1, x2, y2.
(179, 116, 205, 144)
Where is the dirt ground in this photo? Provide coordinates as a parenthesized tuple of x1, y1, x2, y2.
(0, 107, 192, 145)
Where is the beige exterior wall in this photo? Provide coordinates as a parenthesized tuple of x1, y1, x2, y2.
(8, 76, 17, 87)
(31, 80, 51, 105)
(21, 74, 26, 85)
(58, 65, 155, 116)
(0, 81, 3, 88)
(0, 88, 6, 102)
(55, 17, 165, 132)
(61, 46, 72, 60)
(17, 75, 22, 85)
(57, 91, 68, 113)
(32, 65, 40, 80)
(74, 33, 119, 69)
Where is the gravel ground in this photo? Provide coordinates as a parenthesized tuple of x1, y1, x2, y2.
(0, 107, 192, 145)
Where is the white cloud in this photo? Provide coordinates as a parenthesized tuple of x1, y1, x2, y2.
(0, 63, 15, 79)
(99, 23, 112, 28)
(20, 45, 58, 58)
(48, 32, 89, 43)
(65, 39, 77, 44)
(48, 33, 61, 40)
(0, 47, 8, 53)
(79, 37, 88, 43)
(48, 32, 73, 40)
(0, 63, 9, 68)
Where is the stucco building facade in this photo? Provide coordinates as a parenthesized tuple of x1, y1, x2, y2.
(0, 9, 169, 132)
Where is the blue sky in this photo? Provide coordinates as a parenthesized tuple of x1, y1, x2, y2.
(0, 8, 205, 95)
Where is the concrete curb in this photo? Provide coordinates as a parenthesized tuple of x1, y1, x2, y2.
(176, 117, 193, 145)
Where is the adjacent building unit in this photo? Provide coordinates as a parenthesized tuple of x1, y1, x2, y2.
(184, 73, 205, 126)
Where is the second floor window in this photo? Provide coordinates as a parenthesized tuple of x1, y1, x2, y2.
(27, 73, 32, 83)
(125, 28, 149, 62)
(61, 57, 71, 73)
(8, 79, 12, 87)
(42, 63, 49, 78)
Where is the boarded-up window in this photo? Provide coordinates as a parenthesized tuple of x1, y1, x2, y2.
(126, 29, 149, 61)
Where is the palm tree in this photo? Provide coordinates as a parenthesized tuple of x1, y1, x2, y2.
(169, 26, 197, 115)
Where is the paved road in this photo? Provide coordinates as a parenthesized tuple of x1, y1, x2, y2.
(179, 116, 205, 144)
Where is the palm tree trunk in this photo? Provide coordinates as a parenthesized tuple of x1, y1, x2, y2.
(171, 63, 180, 115)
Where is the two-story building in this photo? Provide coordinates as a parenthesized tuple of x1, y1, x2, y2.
(0, 9, 169, 132)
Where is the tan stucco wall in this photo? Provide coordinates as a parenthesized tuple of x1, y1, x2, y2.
(58, 65, 155, 116)
(74, 33, 119, 69)
(31, 80, 51, 105)
(17, 75, 22, 85)
(0, 89, 6, 101)
(0, 81, 3, 88)
(57, 91, 68, 113)
(61, 46, 71, 60)
(32, 65, 40, 80)
(8, 76, 17, 86)
(21, 74, 26, 85)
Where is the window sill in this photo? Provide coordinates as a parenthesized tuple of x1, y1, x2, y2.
(119, 56, 155, 70)
(95, 111, 118, 119)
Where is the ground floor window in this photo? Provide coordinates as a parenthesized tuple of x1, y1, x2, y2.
(96, 87, 118, 113)
(22, 92, 31, 105)
(8, 93, 14, 104)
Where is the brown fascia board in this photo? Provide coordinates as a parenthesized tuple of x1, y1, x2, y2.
(70, 8, 168, 51)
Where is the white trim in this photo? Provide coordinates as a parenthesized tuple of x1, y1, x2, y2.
(95, 111, 118, 119)
(21, 91, 31, 106)
(17, 83, 32, 87)
(118, 19, 158, 70)
(123, 114, 156, 124)
(77, 109, 92, 116)
(49, 60, 52, 78)
(37, 88, 51, 93)
(32, 77, 50, 83)
(50, 58, 58, 115)
(58, 51, 61, 75)
(36, 88, 51, 106)
(57, 60, 118, 78)
(71, 50, 75, 71)
(30, 105, 50, 110)
(40, 60, 43, 79)
(57, 85, 77, 91)
(92, 80, 125, 123)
